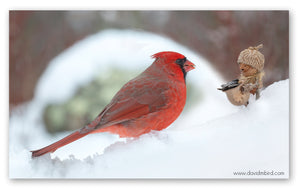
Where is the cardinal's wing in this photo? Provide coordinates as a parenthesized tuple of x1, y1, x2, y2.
(83, 77, 171, 131)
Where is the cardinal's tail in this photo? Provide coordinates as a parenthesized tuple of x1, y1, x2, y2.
(31, 130, 89, 158)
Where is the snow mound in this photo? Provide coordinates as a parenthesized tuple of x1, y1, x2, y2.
(10, 80, 289, 178)
(9, 30, 289, 178)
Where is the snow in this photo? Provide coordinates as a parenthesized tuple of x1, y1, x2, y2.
(9, 29, 289, 178)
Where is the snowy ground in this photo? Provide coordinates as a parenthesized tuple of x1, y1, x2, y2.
(9, 29, 289, 178)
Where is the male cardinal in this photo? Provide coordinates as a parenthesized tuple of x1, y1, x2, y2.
(31, 51, 195, 157)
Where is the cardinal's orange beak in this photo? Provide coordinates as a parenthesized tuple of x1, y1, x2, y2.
(183, 60, 196, 72)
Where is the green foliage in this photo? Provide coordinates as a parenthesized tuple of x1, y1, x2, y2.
(43, 68, 138, 133)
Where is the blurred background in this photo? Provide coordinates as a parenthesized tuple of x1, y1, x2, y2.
(9, 11, 289, 134)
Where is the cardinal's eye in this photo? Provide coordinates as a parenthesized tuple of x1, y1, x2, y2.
(175, 57, 187, 65)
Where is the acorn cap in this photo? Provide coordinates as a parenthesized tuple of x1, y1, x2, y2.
(237, 44, 265, 71)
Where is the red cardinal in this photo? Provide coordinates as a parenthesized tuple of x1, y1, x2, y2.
(31, 51, 195, 157)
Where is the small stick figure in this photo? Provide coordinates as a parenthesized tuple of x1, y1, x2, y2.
(218, 44, 265, 106)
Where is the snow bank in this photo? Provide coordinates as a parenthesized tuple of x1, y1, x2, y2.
(9, 30, 289, 178)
